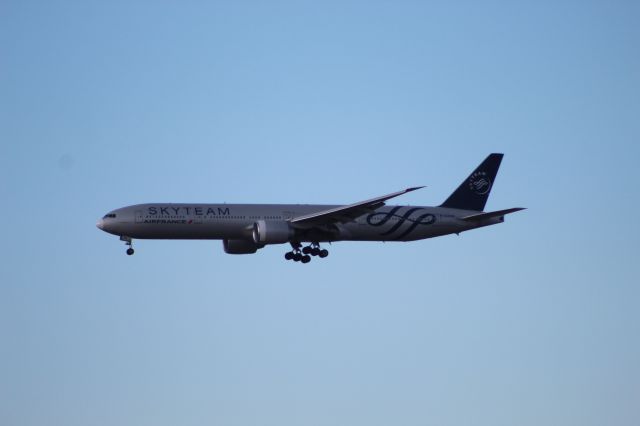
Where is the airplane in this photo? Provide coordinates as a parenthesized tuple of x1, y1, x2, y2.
(97, 153, 524, 263)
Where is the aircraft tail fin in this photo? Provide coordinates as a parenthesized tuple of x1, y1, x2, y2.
(440, 153, 503, 212)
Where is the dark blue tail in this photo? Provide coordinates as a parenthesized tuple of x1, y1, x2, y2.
(440, 153, 503, 212)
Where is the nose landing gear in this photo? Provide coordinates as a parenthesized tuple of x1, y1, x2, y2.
(284, 242, 329, 263)
(120, 236, 134, 255)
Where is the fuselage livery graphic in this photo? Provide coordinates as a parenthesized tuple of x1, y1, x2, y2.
(97, 153, 525, 263)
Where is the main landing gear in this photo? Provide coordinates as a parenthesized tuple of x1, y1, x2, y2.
(284, 242, 329, 263)
(120, 236, 134, 255)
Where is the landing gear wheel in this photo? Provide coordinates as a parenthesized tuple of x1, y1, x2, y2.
(319, 249, 329, 258)
(121, 236, 134, 256)
(286, 242, 317, 263)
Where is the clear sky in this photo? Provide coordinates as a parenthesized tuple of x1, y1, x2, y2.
(1, 1, 639, 425)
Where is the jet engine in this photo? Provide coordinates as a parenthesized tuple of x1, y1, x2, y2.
(252, 220, 294, 244)
(223, 239, 261, 254)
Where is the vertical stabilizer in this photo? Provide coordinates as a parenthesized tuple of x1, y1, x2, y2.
(440, 153, 503, 211)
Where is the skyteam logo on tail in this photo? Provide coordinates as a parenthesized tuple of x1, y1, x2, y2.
(469, 171, 492, 195)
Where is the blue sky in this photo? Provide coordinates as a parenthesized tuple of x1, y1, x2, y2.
(2, 1, 639, 425)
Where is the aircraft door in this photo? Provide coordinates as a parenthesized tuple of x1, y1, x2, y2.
(135, 210, 144, 223)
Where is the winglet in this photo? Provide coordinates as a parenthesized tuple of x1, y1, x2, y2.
(405, 186, 426, 192)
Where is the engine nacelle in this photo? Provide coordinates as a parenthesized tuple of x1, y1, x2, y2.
(252, 220, 294, 244)
(223, 239, 261, 254)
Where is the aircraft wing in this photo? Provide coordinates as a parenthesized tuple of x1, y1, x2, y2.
(461, 207, 526, 222)
(290, 186, 425, 227)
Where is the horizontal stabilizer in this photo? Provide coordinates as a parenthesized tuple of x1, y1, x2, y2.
(461, 207, 526, 222)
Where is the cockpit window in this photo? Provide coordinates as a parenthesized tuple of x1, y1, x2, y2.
(103, 213, 116, 219)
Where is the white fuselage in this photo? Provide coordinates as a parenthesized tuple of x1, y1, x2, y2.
(97, 203, 502, 243)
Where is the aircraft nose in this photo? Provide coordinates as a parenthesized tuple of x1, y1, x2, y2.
(96, 219, 104, 230)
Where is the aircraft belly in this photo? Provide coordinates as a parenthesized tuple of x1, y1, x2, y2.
(122, 221, 249, 240)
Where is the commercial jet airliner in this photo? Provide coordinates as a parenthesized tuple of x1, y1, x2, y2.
(97, 153, 524, 263)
